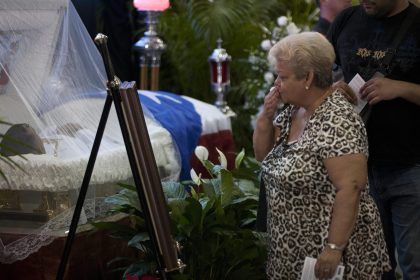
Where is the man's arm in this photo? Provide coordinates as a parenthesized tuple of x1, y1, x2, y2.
(360, 77, 420, 106)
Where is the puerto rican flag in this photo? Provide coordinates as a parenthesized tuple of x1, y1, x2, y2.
(139, 90, 202, 180)
(139, 90, 235, 180)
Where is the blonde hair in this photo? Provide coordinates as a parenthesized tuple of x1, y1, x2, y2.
(268, 32, 335, 88)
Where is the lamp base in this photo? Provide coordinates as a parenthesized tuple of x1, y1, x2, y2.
(214, 91, 236, 117)
(215, 101, 236, 118)
(134, 11, 166, 91)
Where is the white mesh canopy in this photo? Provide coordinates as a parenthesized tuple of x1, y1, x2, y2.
(0, 0, 180, 263)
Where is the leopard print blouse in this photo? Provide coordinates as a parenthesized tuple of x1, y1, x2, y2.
(262, 90, 390, 279)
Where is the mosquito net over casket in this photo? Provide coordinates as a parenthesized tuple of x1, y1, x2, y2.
(0, 0, 180, 263)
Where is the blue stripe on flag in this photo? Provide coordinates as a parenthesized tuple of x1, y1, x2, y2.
(138, 90, 202, 180)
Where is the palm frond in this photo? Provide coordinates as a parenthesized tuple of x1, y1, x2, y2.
(0, 154, 26, 172)
(0, 169, 10, 186)
(189, 0, 255, 43)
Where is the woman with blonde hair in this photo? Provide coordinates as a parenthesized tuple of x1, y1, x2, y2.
(253, 32, 390, 279)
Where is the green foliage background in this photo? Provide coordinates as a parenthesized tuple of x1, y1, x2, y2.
(156, 0, 317, 155)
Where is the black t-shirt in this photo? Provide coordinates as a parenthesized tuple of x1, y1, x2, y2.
(328, 4, 420, 164)
(312, 17, 331, 36)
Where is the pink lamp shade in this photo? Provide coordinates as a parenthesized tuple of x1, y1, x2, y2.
(133, 0, 170, 11)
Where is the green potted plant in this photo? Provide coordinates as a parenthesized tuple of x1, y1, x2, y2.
(93, 146, 266, 279)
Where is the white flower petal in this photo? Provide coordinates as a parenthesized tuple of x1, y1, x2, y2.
(248, 55, 257, 64)
(190, 168, 201, 185)
(286, 23, 301, 35)
(277, 16, 288, 27)
(216, 148, 228, 169)
(194, 145, 209, 162)
(260, 39, 272, 51)
(257, 90, 266, 99)
(264, 72, 274, 84)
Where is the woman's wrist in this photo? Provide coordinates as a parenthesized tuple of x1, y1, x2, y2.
(325, 242, 346, 252)
(256, 112, 275, 128)
(260, 109, 276, 121)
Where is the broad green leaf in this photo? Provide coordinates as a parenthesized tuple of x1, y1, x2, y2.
(105, 193, 131, 207)
(230, 196, 256, 205)
(220, 169, 233, 206)
(184, 197, 203, 229)
(209, 178, 221, 196)
(200, 197, 215, 214)
(201, 180, 216, 199)
(235, 148, 245, 169)
(198, 196, 215, 232)
(124, 262, 153, 277)
(128, 232, 150, 250)
(203, 159, 215, 174)
(91, 221, 137, 241)
(211, 227, 236, 238)
(130, 215, 145, 227)
(162, 181, 188, 199)
(240, 217, 256, 227)
(168, 199, 189, 215)
(190, 186, 199, 200)
(106, 188, 142, 211)
(214, 196, 224, 218)
(211, 164, 222, 175)
(236, 179, 259, 195)
(117, 183, 137, 192)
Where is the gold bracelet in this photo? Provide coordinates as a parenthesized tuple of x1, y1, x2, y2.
(325, 243, 345, 252)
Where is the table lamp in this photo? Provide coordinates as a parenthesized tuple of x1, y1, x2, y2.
(208, 39, 236, 117)
(133, 0, 169, 90)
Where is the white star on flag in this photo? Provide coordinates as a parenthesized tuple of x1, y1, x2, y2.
(139, 90, 182, 105)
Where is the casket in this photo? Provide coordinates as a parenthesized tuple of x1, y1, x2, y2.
(0, 0, 235, 268)
(0, 89, 235, 262)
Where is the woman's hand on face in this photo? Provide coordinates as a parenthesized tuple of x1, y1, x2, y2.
(314, 248, 342, 279)
(261, 86, 283, 120)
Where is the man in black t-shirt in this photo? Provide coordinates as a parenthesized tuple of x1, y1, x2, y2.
(313, 0, 352, 35)
(328, 1, 420, 279)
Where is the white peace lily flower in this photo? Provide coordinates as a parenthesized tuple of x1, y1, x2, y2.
(264, 71, 274, 84)
(248, 55, 258, 64)
(257, 90, 266, 99)
(190, 168, 202, 185)
(286, 22, 301, 35)
(277, 16, 288, 27)
(260, 39, 272, 51)
(194, 145, 209, 162)
(216, 148, 228, 169)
